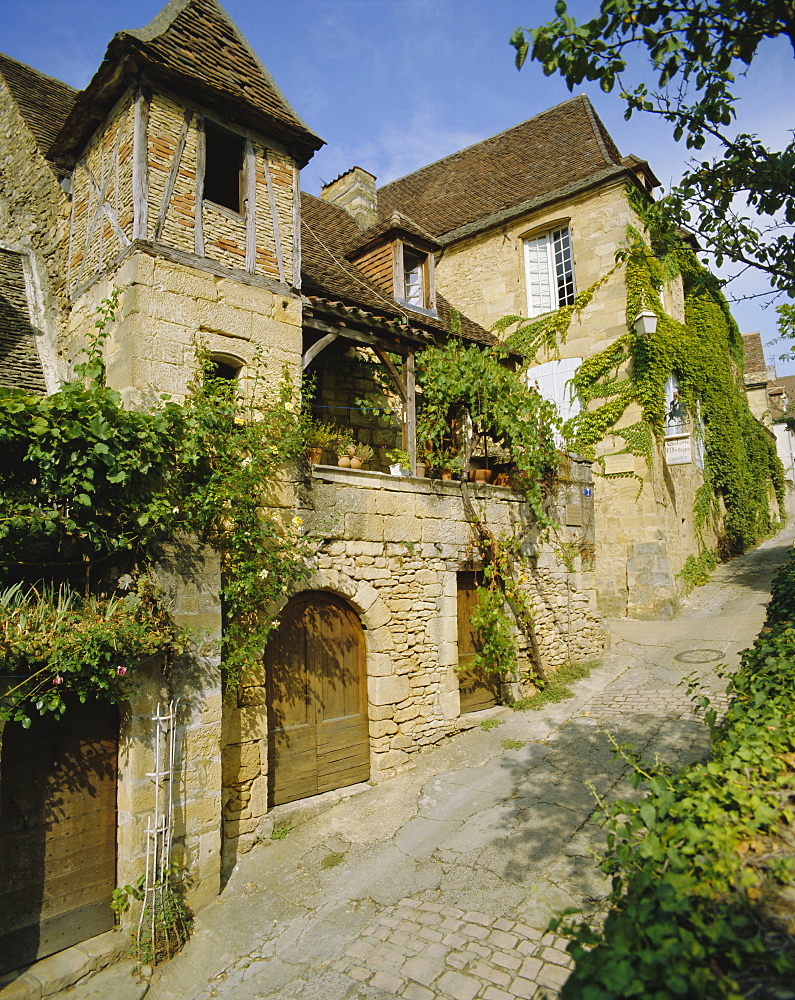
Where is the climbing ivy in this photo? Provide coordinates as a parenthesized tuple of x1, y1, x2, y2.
(0, 295, 312, 724)
(505, 195, 784, 556)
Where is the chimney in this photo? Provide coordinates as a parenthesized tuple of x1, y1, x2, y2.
(321, 166, 377, 229)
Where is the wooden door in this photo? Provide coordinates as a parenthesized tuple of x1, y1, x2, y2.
(266, 592, 369, 806)
(457, 572, 501, 713)
(0, 698, 118, 974)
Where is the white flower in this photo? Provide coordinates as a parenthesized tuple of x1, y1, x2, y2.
(172, 506, 180, 514)
(258, 569, 269, 579)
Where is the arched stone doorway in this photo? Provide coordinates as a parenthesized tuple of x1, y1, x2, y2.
(0, 698, 118, 973)
(265, 591, 369, 806)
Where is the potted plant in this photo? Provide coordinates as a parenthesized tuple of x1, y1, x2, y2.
(332, 427, 355, 466)
(348, 442, 374, 470)
(305, 420, 341, 464)
(385, 448, 411, 476)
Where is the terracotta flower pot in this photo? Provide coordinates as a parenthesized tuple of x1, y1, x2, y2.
(337, 455, 351, 468)
(350, 456, 363, 469)
(307, 447, 323, 464)
(415, 463, 426, 478)
(473, 468, 493, 483)
(441, 470, 453, 481)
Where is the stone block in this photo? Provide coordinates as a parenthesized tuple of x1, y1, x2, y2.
(368, 652, 394, 677)
(222, 741, 262, 785)
(368, 674, 410, 706)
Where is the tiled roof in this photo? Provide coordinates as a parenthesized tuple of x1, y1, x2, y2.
(301, 193, 493, 346)
(52, 0, 323, 164)
(742, 332, 768, 381)
(378, 95, 625, 241)
(0, 52, 77, 157)
(347, 210, 441, 257)
(0, 249, 47, 395)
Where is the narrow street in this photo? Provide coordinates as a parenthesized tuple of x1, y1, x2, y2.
(81, 526, 794, 1000)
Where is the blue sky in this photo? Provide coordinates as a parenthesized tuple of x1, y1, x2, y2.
(2, 0, 793, 371)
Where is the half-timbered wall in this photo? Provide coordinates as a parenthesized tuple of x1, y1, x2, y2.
(66, 93, 135, 295)
(65, 90, 298, 299)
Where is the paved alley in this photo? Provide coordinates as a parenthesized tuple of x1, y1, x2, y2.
(86, 527, 795, 1000)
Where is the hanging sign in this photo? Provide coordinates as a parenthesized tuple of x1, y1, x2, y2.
(665, 434, 692, 465)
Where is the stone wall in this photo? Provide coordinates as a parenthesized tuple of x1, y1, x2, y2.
(65, 251, 302, 404)
(311, 343, 402, 471)
(220, 462, 605, 866)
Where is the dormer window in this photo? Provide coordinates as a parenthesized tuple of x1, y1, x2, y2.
(203, 120, 243, 214)
(403, 251, 425, 306)
(395, 241, 436, 316)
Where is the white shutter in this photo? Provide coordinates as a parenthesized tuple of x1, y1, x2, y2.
(524, 235, 553, 316)
(527, 358, 582, 428)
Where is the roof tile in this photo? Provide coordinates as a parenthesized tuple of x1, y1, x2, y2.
(377, 95, 624, 240)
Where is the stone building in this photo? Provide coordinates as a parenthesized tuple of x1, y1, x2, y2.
(742, 332, 795, 518)
(322, 100, 719, 620)
(0, 0, 604, 982)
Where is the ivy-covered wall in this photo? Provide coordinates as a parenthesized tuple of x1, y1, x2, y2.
(488, 185, 784, 618)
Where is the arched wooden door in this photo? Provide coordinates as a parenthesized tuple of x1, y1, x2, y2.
(265, 592, 369, 806)
(0, 698, 118, 974)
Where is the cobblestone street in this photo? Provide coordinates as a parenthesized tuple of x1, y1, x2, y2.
(60, 526, 793, 1000)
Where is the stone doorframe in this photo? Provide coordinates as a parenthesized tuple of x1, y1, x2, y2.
(284, 569, 398, 730)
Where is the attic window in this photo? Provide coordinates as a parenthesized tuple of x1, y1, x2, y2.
(395, 242, 436, 316)
(203, 121, 243, 214)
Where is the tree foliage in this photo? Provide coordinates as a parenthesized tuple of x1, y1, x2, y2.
(511, 1, 795, 294)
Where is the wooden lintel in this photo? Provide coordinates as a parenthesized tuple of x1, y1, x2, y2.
(154, 108, 191, 242)
(302, 332, 338, 369)
(68, 239, 293, 302)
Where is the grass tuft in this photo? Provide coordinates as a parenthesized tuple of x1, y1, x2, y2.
(512, 660, 600, 711)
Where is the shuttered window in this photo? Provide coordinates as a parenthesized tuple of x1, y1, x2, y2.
(524, 227, 575, 317)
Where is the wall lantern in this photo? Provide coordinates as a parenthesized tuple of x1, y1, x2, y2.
(634, 309, 658, 337)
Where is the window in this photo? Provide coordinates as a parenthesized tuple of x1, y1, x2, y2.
(203, 120, 243, 213)
(524, 227, 575, 316)
(394, 242, 436, 316)
(403, 251, 425, 307)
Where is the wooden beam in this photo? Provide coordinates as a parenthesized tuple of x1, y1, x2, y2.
(83, 154, 130, 252)
(405, 351, 417, 471)
(154, 109, 191, 242)
(263, 157, 285, 284)
(69, 238, 292, 302)
(244, 139, 257, 273)
(132, 90, 150, 241)
(372, 346, 407, 405)
(194, 116, 205, 256)
(292, 164, 301, 290)
(302, 332, 338, 369)
(65, 168, 76, 295)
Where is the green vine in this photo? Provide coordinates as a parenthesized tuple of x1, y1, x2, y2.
(416, 335, 560, 685)
(0, 294, 312, 724)
(503, 194, 784, 555)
